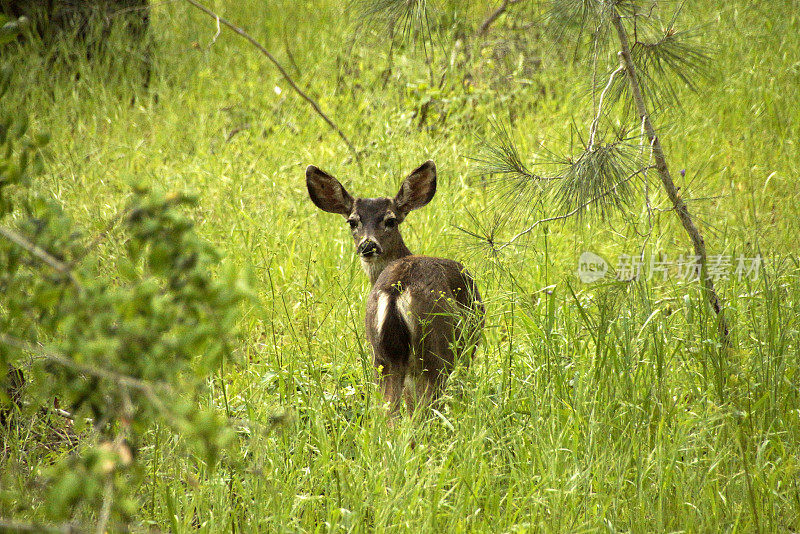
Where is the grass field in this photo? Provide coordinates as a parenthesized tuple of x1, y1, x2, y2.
(3, 0, 800, 531)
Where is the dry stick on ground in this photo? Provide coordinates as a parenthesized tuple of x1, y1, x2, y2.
(182, 0, 361, 168)
(610, 10, 730, 344)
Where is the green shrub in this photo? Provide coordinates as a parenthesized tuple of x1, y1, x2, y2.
(0, 62, 249, 527)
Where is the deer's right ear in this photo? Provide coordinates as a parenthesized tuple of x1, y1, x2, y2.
(306, 165, 354, 216)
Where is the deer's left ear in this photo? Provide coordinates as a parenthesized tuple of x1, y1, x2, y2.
(394, 160, 436, 216)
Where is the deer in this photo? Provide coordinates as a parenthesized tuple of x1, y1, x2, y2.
(306, 160, 484, 414)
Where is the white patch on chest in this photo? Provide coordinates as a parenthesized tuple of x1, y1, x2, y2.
(361, 257, 389, 285)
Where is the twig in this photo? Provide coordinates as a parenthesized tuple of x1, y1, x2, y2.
(588, 65, 623, 151)
(0, 333, 169, 415)
(182, 0, 361, 168)
(478, 0, 522, 37)
(209, 13, 220, 46)
(226, 123, 251, 142)
(499, 166, 655, 250)
(610, 9, 729, 344)
(0, 225, 81, 288)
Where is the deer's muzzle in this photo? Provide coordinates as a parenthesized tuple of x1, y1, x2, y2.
(357, 239, 382, 257)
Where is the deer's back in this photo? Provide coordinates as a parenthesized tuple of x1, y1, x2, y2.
(366, 255, 483, 373)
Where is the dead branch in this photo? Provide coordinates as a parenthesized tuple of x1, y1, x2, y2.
(588, 65, 624, 151)
(182, 0, 361, 168)
(478, 0, 523, 37)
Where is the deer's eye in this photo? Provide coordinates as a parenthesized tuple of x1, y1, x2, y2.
(347, 219, 358, 230)
(384, 217, 397, 229)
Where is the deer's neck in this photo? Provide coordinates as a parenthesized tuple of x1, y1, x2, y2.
(362, 240, 412, 286)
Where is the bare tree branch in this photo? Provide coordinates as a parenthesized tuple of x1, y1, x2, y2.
(610, 9, 729, 343)
(0, 225, 81, 288)
(588, 65, 624, 151)
(182, 0, 361, 168)
(478, 0, 522, 37)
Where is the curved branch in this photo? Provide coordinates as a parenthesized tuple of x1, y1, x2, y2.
(182, 0, 361, 167)
(588, 65, 623, 150)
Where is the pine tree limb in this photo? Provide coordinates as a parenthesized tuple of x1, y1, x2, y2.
(499, 165, 654, 250)
(610, 9, 730, 344)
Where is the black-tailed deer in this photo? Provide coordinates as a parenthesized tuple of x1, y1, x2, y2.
(306, 160, 484, 413)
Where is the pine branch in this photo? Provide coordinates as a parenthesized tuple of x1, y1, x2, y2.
(353, 0, 433, 47)
(472, 121, 537, 181)
(610, 9, 729, 344)
(601, 21, 713, 112)
(499, 165, 653, 250)
(555, 137, 642, 220)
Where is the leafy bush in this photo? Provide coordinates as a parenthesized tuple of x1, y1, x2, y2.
(0, 63, 249, 528)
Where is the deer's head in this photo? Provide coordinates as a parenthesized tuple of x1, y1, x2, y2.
(306, 161, 437, 272)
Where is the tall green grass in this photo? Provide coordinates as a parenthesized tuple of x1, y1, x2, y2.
(2, 0, 799, 531)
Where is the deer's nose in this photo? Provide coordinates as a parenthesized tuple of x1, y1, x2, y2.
(357, 239, 382, 257)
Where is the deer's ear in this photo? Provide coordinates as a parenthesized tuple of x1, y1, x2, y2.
(306, 165, 354, 216)
(394, 160, 436, 216)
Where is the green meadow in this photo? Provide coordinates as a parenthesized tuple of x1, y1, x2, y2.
(2, 0, 800, 531)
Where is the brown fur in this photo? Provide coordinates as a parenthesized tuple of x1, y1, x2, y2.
(366, 256, 484, 411)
